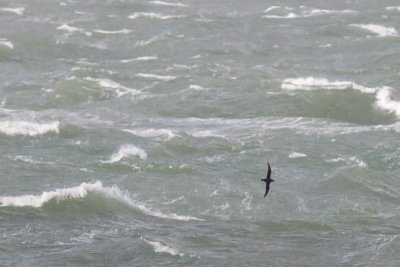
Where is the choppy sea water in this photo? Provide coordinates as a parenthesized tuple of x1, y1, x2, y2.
(1, 0, 400, 266)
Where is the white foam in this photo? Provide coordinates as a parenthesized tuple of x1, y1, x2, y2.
(190, 130, 227, 139)
(149, 1, 189, 7)
(264, 6, 281, 13)
(135, 36, 164, 47)
(123, 128, 177, 140)
(281, 77, 375, 93)
(263, 12, 299, 19)
(281, 77, 400, 118)
(386, 6, 400, 12)
(263, 6, 356, 19)
(84, 77, 139, 97)
(129, 12, 185, 20)
(375, 87, 400, 117)
(57, 23, 92, 36)
(93, 29, 131, 35)
(0, 121, 60, 136)
(189, 84, 209, 90)
(288, 152, 307, 159)
(350, 24, 398, 37)
(0, 38, 14, 49)
(0, 181, 202, 221)
(308, 9, 357, 16)
(327, 156, 367, 168)
(120, 56, 158, 63)
(0, 7, 25, 15)
(13, 155, 54, 165)
(103, 144, 147, 163)
(141, 237, 184, 256)
(136, 73, 176, 81)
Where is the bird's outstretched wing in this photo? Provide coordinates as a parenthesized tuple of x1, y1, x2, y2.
(267, 162, 271, 180)
(264, 184, 270, 197)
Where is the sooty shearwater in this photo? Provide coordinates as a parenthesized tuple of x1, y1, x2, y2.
(261, 162, 274, 197)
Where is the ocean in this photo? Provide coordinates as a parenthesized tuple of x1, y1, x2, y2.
(1, 0, 400, 266)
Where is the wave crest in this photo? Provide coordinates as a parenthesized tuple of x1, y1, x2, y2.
(102, 144, 148, 163)
(0, 120, 60, 136)
(0, 181, 202, 221)
(281, 77, 400, 118)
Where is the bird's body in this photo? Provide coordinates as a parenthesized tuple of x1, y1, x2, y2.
(261, 162, 274, 197)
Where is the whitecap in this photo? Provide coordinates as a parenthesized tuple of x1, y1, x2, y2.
(190, 130, 227, 139)
(189, 84, 209, 90)
(0, 181, 202, 221)
(350, 24, 398, 37)
(375, 87, 400, 118)
(135, 36, 164, 47)
(57, 23, 92, 36)
(0, 121, 60, 136)
(149, 1, 189, 7)
(129, 12, 185, 20)
(263, 12, 299, 19)
(123, 128, 177, 140)
(281, 77, 400, 118)
(141, 237, 184, 256)
(0, 38, 14, 49)
(326, 156, 367, 168)
(288, 152, 307, 159)
(0, 7, 25, 15)
(84, 77, 139, 97)
(263, 6, 356, 19)
(264, 6, 281, 13)
(93, 29, 131, 35)
(281, 77, 375, 93)
(13, 155, 54, 165)
(120, 56, 158, 63)
(386, 6, 400, 12)
(102, 144, 147, 163)
(136, 73, 176, 81)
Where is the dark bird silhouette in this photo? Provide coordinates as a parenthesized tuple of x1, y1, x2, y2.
(261, 162, 274, 197)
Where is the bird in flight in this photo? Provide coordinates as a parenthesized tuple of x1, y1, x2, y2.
(261, 162, 274, 197)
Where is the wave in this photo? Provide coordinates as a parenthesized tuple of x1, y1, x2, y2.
(13, 155, 54, 165)
(123, 128, 177, 140)
(350, 24, 398, 37)
(0, 120, 60, 136)
(84, 77, 140, 97)
(326, 156, 367, 168)
(128, 12, 186, 20)
(0, 38, 14, 49)
(93, 29, 131, 35)
(281, 77, 375, 93)
(263, 6, 356, 19)
(281, 77, 400, 118)
(120, 56, 158, 63)
(189, 84, 209, 91)
(0, 7, 25, 15)
(102, 144, 148, 163)
(149, 1, 189, 7)
(189, 130, 227, 139)
(288, 152, 307, 159)
(141, 237, 184, 257)
(386, 6, 400, 12)
(136, 73, 176, 81)
(57, 23, 92, 36)
(0, 181, 202, 221)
